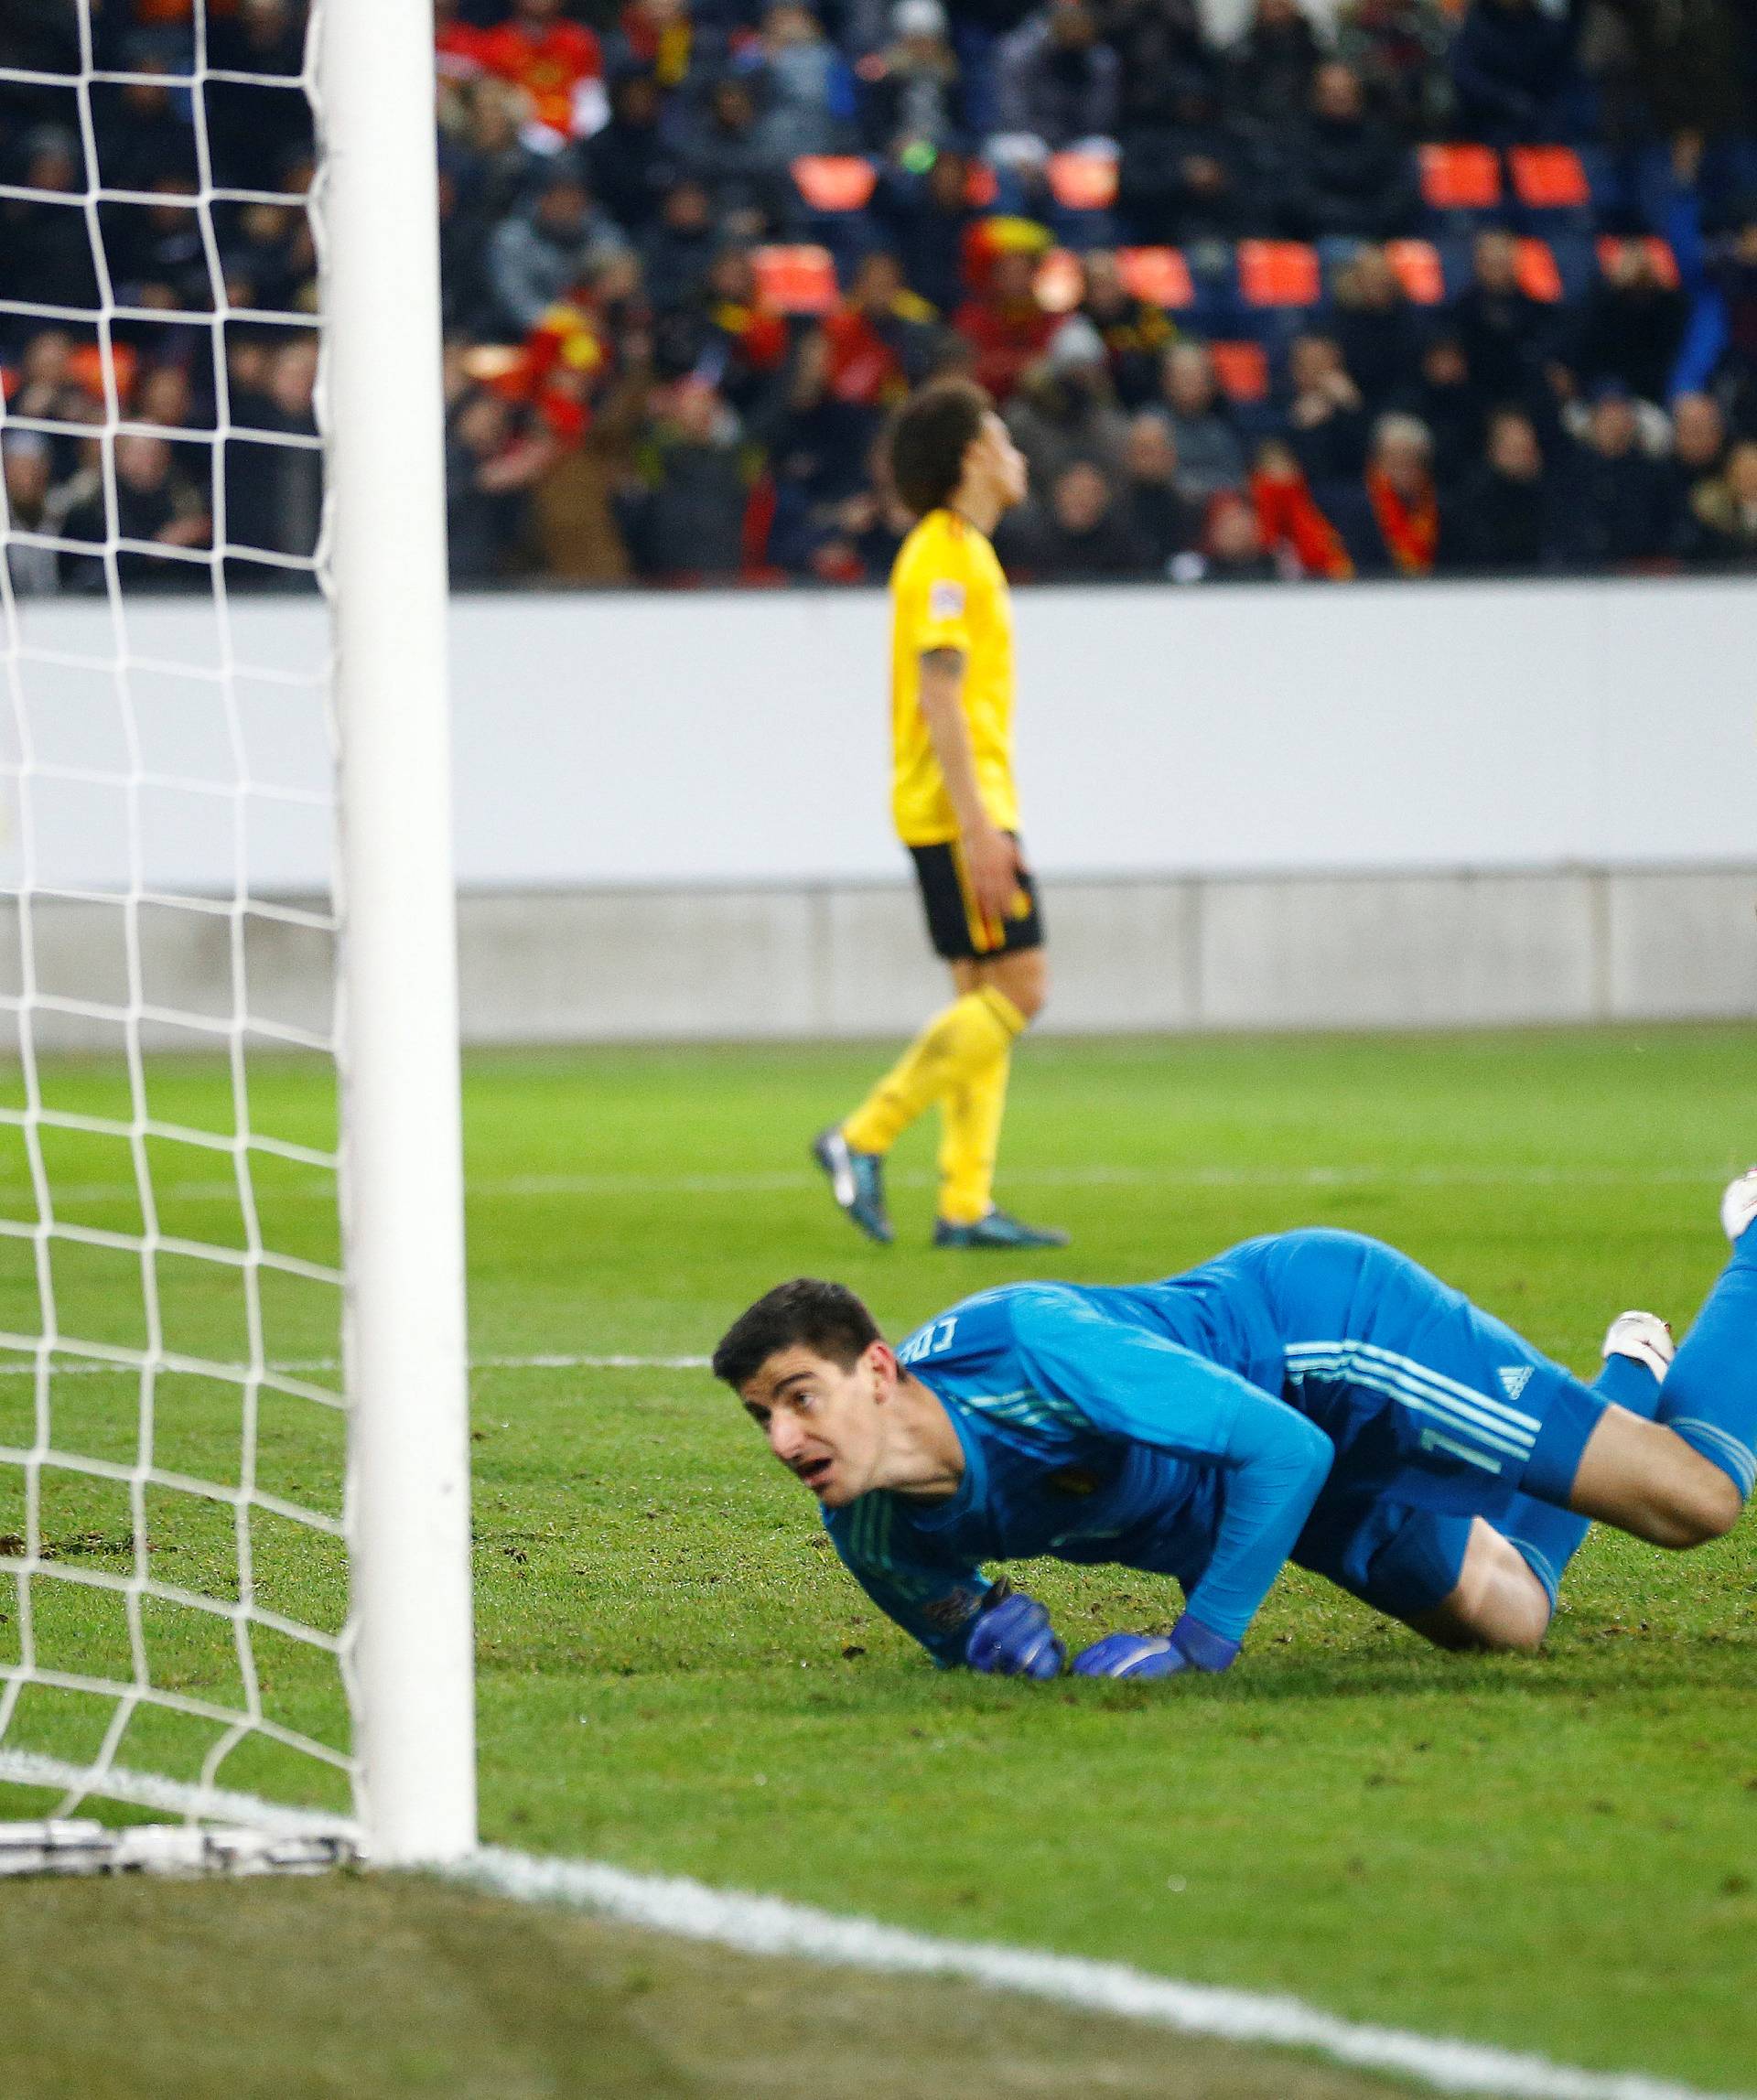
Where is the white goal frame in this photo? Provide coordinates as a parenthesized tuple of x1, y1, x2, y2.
(320, 0, 477, 1864)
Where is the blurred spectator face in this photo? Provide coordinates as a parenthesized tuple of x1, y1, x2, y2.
(1725, 442, 1757, 510)
(1472, 232, 1519, 296)
(228, 338, 273, 397)
(1343, 247, 1397, 311)
(852, 252, 904, 308)
(1288, 334, 1342, 394)
(1048, 0, 1098, 51)
(1672, 393, 1724, 471)
(1311, 63, 1364, 124)
(1082, 252, 1125, 316)
(764, 3, 823, 48)
(115, 434, 173, 493)
(1371, 416, 1430, 497)
(537, 178, 592, 238)
(710, 80, 758, 132)
(989, 252, 1039, 304)
(706, 245, 756, 301)
(4, 437, 51, 518)
(515, 0, 566, 23)
(1255, 0, 1303, 33)
(1254, 437, 1300, 484)
(23, 331, 73, 390)
(926, 150, 969, 210)
(1589, 392, 1636, 458)
(613, 74, 663, 129)
(1163, 343, 1216, 417)
(894, 0, 950, 60)
(469, 80, 525, 154)
(147, 175, 199, 230)
(269, 337, 318, 419)
(1123, 412, 1178, 485)
(591, 250, 645, 306)
(27, 135, 79, 194)
(1487, 411, 1541, 480)
(671, 380, 727, 444)
(1733, 220, 1757, 268)
(1420, 335, 1468, 389)
(122, 67, 173, 121)
(1207, 492, 1264, 560)
(1604, 243, 1656, 296)
(456, 393, 512, 456)
(135, 365, 193, 431)
(662, 180, 713, 233)
(1051, 460, 1111, 533)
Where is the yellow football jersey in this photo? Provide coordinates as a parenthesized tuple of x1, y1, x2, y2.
(889, 508, 1019, 847)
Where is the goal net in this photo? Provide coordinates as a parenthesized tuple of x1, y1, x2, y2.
(0, 1, 475, 1861)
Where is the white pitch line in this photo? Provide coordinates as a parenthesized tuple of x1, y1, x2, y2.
(4, 1164, 1730, 1207)
(0, 1749, 357, 1839)
(0, 1352, 710, 1377)
(451, 1849, 1746, 2100)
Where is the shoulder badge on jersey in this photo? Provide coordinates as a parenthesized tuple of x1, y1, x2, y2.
(928, 579, 966, 622)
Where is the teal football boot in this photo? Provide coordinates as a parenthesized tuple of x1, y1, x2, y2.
(933, 1208, 1069, 1250)
(812, 1127, 893, 1244)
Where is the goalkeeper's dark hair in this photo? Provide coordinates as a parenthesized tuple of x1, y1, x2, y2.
(886, 377, 992, 518)
(712, 1278, 883, 1390)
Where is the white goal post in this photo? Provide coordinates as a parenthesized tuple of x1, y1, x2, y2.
(0, 0, 476, 1866)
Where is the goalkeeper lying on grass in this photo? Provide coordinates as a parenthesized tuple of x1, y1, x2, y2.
(710, 1176, 1757, 1677)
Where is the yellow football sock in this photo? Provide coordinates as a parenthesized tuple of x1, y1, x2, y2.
(842, 987, 1025, 1158)
(938, 1039, 1012, 1224)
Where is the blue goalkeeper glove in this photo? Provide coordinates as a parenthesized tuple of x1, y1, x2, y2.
(965, 1588, 1065, 1678)
(1072, 1614, 1241, 1681)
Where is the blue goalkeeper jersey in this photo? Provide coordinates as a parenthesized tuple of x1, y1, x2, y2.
(822, 1257, 1335, 1665)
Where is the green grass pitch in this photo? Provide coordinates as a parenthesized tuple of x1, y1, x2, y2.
(3, 1025, 1755, 2095)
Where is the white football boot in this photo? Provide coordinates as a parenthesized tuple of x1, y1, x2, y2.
(1601, 1309, 1676, 1383)
(1720, 1167, 1757, 1245)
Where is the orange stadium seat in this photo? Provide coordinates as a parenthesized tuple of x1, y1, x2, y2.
(752, 244, 839, 315)
(1117, 246, 1194, 308)
(1208, 339, 1269, 403)
(1238, 241, 1321, 307)
(965, 160, 1000, 207)
(1514, 237, 1563, 302)
(1033, 247, 1085, 312)
(1419, 143, 1502, 210)
(1597, 234, 1681, 288)
(792, 156, 878, 212)
(1046, 150, 1119, 211)
(1507, 145, 1591, 210)
(1384, 238, 1446, 305)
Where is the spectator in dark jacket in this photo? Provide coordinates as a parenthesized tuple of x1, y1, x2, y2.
(685, 76, 792, 236)
(1078, 250, 1177, 409)
(1019, 457, 1155, 576)
(62, 432, 210, 591)
(874, 147, 982, 318)
(1117, 408, 1206, 568)
(1117, 78, 1257, 242)
(1443, 406, 1561, 571)
(858, 0, 964, 155)
(1680, 437, 1757, 570)
(1275, 62, 1418, 242)
(1, 130, 100, 317)
(1159, 340, 1247, 498)
(1568, 241, 1687, 407)
(1561, 383, 1678, 569)
(487, 162, 630, 336)
(1284, 332, 1371, 493)
(619, 378, 753, 580)
(587, 71, 679, 238)
(1450, 0, 1581, 144)
(1450, 228, 1557, 414)
(1332, 245, 1424, 410)
(1392, 331, 1488, 492)
(1225, 0, 1324, 140)
(1664, 390, 1727, 542)
(994, 0, 1121, 152)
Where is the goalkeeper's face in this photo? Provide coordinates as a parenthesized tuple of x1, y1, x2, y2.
(738, 1341, 894, 1508)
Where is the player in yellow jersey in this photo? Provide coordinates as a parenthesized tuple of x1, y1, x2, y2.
(814, 378, 1068, 1251)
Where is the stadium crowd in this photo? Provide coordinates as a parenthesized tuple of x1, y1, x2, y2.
(5, 0, 1757, 588)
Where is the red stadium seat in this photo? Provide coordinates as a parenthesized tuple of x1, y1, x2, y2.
(1208, 339, 1269, 404)
(1514, 237, 1563, 303)
(1384, 239, 1446, 305)
(965, 160, 1000, 207)
(792, 156, 878, 212)
(1238, 240, 1320, 307)
(1419, 143, 1502, 210)
(1597, 234, 1681, 289)
(1508, 145, 1590, 210)
(1046, 151, 1119, 211)
(1117, 246, 1194, 308)
(1033, 247, 1085, 313)
(67, 340, 137, 404)
(752, 244, 839, 315)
